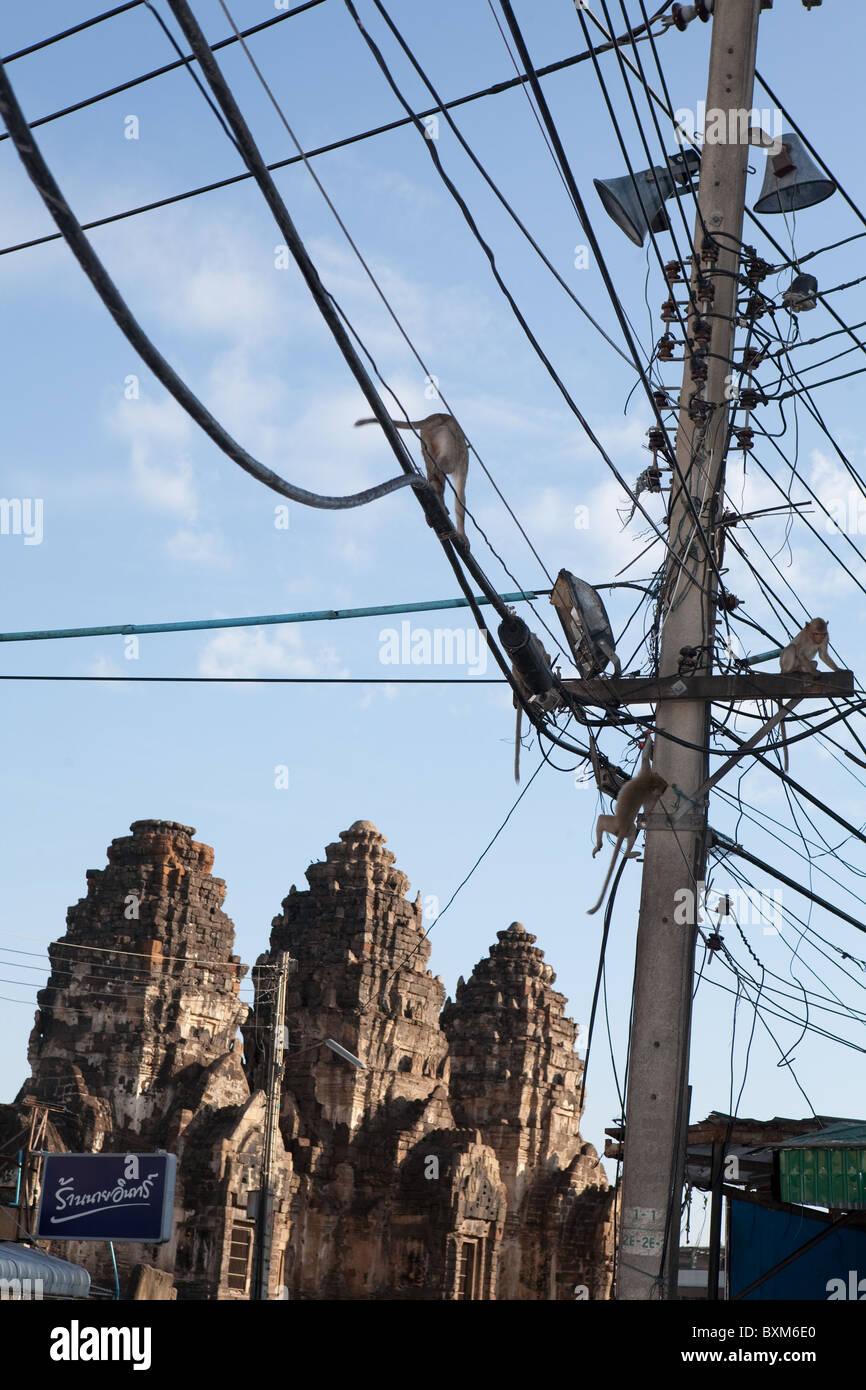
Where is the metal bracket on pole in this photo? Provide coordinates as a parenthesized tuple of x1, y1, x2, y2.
(641, 811, 704, 833)
(674, 697, 801, 820)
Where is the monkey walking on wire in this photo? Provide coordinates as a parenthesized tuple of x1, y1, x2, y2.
(354, 412, 468, 543)
(587, 738, 667, 916)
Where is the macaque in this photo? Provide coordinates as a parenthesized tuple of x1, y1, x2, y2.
(587, 740, 667, 916)
(778, 618, 841, 769)
(354, 413, 468, 542)
(779, 618, 839, 676)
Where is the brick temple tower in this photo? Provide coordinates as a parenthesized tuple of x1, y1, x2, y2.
(251, 820, 450, 1129)
(23, 820, 249, 1149)
(248, 821, 506, 1300)
(18, 820, 290, 1299)
(442, 921, 614, 1298)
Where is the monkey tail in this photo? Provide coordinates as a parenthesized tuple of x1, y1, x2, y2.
(587, 837, 624, 916)
(779, 704, 789, 772)
(354, 418, 418, 429)
(514, 707, 522, 783)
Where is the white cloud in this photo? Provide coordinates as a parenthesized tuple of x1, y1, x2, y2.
(165, 528, 228, 566)
(359, 681, 400, 710)
(107, 396, 197, 518)
(130, 445, 196, 517)
(87, 654, 124, 678)
(334, 537, 373, 570)
(197, 625, 349, 679)
(120, 214, 293, 347)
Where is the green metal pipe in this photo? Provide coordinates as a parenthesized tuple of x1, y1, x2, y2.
(0, 591, 544, 644)
(745, 647, 783, 664)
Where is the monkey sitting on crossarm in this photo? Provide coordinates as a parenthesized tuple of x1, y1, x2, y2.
(778, 618, 841, 769)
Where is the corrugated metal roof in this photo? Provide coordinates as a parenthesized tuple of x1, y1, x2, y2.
(0, 1241, 91, 1297)
(775, 1119, 866, 1149)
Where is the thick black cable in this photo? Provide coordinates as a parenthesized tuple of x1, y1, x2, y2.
(152, 0, 553, 707)
(0, 17, 664, 172)
(0, 1, 327, 136)
(343, 0, 705, 596)
(141, 0, 241, 154)
(358, 2, 632, 366)
(710, 831, 866, 940)
(0, 58, 428, 513)
(496, 0, 728, 612)
(212, 0, 565, 634)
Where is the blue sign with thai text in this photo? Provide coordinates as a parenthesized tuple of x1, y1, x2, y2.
(36, 1152, 176, 1243)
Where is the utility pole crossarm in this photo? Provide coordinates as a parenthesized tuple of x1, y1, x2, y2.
(561, 671, 853, 705)
(681, 697, 800, 814)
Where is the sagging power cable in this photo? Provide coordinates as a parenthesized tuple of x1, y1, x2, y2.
(0, 60, 426, 514)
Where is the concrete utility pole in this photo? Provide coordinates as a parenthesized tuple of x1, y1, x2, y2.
(251, 950, 289, 1301)
(616, 0, 763, 1300)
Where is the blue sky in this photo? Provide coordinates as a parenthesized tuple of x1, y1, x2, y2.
(3, 1, 866, 1230)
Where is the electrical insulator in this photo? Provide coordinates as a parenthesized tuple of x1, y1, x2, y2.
(666, 0, 713, 29)
(497, 615, 554, 698)
(657, 334, 677, 361)
(664, 259, 685, 283)
(745, 256, 772, 285)
(706, 931, 724, 953)
(742, 294, 766, 320)
(695, 277, 715, 306)
(740, 346, 766, 372)
(735, 426, 754, 451)
(700, 236, 719, 267)
(690, 358, 708, 384)
(718, 592, 741, 613)
(653, 388, 672, 409)
(739, 387, 765, 410)
(660, 299, 678, 323)
(647, 426, 667, 452)
(692, 318, 712, 344)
